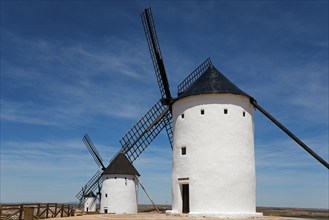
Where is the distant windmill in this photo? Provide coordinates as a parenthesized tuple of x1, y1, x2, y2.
(77, 134, 140, 214)
(77, 134, 103, 209)
(77, 7, 328, 217)
(83, 191, 97, 212)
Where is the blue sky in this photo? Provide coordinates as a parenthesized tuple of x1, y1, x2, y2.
(1, 0, 328, 209)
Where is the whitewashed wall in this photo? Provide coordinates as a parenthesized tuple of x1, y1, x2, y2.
(84, 196, 96, 212)
(169, 94, 261, 217)
(100, 174, 139, 214)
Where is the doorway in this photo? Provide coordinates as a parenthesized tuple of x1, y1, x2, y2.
(182, 184, 189, 213)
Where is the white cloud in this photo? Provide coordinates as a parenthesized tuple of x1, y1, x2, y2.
(0, 138, 119, 203)
(1, 32, 162, 127)
(0, 138, 172, 204)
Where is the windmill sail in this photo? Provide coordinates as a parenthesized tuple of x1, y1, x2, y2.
(76, 170, 103, 204)
(120, 100, 170, 162)
(77, 135, 106, 207)
(177, 58, 212, 95)
(164, 111, 173, 149)
(141, 7, 172, 101)
(83, 134, 106, 170)
(251, 100, 329, 169)
(140, 7, 174, 149)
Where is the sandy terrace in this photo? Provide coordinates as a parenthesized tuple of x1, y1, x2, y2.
(47, 213, 314, 220)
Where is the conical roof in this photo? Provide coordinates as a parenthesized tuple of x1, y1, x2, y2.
(177, 65, 252, 100)
(84, 191, 96, 198)
(103, 152, 140, 176)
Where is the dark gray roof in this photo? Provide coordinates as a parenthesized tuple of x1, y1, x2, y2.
(84, 191, 96, 198)
(177, 65, 252, 100)
(103, 152, 140, 176)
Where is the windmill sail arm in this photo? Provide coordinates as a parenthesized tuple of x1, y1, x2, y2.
(83, 134, 106, 170)
(164, 111, 174, 150)
(251, 99, 329, 169)
(119, 100, 170, 162)
(141, 7, 171, 100)
(177, 58, 212, 95)
(76, 170, 103, 201)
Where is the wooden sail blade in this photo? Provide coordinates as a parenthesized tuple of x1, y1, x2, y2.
(83, 134, 106, 170)
(177, 58, 212, 95)
(252, 99, 329, 169)
(119, 100, 170, 162)
(141, 7, 172, 101)
(164, 111, 173, 149)
(76, 170, 103, 202)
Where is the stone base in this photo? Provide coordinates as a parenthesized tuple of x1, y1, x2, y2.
(166, 210, 263, 218)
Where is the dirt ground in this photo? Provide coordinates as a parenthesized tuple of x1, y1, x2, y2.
(45, 206, 328, 220)
(47, 213, 318, 220)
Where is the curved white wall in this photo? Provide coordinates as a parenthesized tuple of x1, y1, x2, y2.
(84, 197, 96, 212)
(100, 174, 139, 214)
(170, 94, 259, 217)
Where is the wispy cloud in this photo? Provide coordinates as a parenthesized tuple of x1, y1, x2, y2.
(0, 137, 172, 204)
(256, 138, 328, 169)
(1, 32, 161, 127)
(255, 136, 328, 209)
(0, 138, 118, 202)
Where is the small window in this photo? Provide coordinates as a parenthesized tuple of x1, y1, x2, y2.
(243, 111, 246, 117)
(181, 147, 186, 155)
(181, 114, 184, 119)
(105, 194, 108, 198)
(224, 109, 228, 114)
(200, 109, 205, 115)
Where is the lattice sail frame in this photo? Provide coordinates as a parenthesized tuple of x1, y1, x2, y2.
(119, 100, 171, 162)
(164, 111, 173, 149)
(141, 8, 171, 100)
(177, 58, 212, 95)
(83, 134, 105, 170)
(76, 170, 102, 204)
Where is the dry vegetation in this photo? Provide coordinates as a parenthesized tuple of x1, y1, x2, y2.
(256, 207, 328, 220)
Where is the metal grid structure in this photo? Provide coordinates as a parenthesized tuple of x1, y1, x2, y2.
(164, 111, 174, 149)
(141, 7, 172, 100)
(76, 170, 102, 203)
(83, 134, 105, 170)
(120, 100, 170, 162)
(177, 58, 212, 95)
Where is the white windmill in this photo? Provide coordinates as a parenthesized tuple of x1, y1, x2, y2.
(100, 152, 140, 214)
(83, 191, 97, 212)
(77, 135, 140, 214)
(137, 7, 327, 217)
(77, 131, 159, 214)
(169, 65, 260, 217)
(77, 7, 329, 218)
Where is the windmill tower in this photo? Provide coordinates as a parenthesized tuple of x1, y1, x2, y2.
(100, 152, 140, 214)
(170, 65, 260, 217)
(83, 191, 97, 212)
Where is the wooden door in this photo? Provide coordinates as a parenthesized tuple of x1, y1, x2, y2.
(182, 184, 189, 213)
